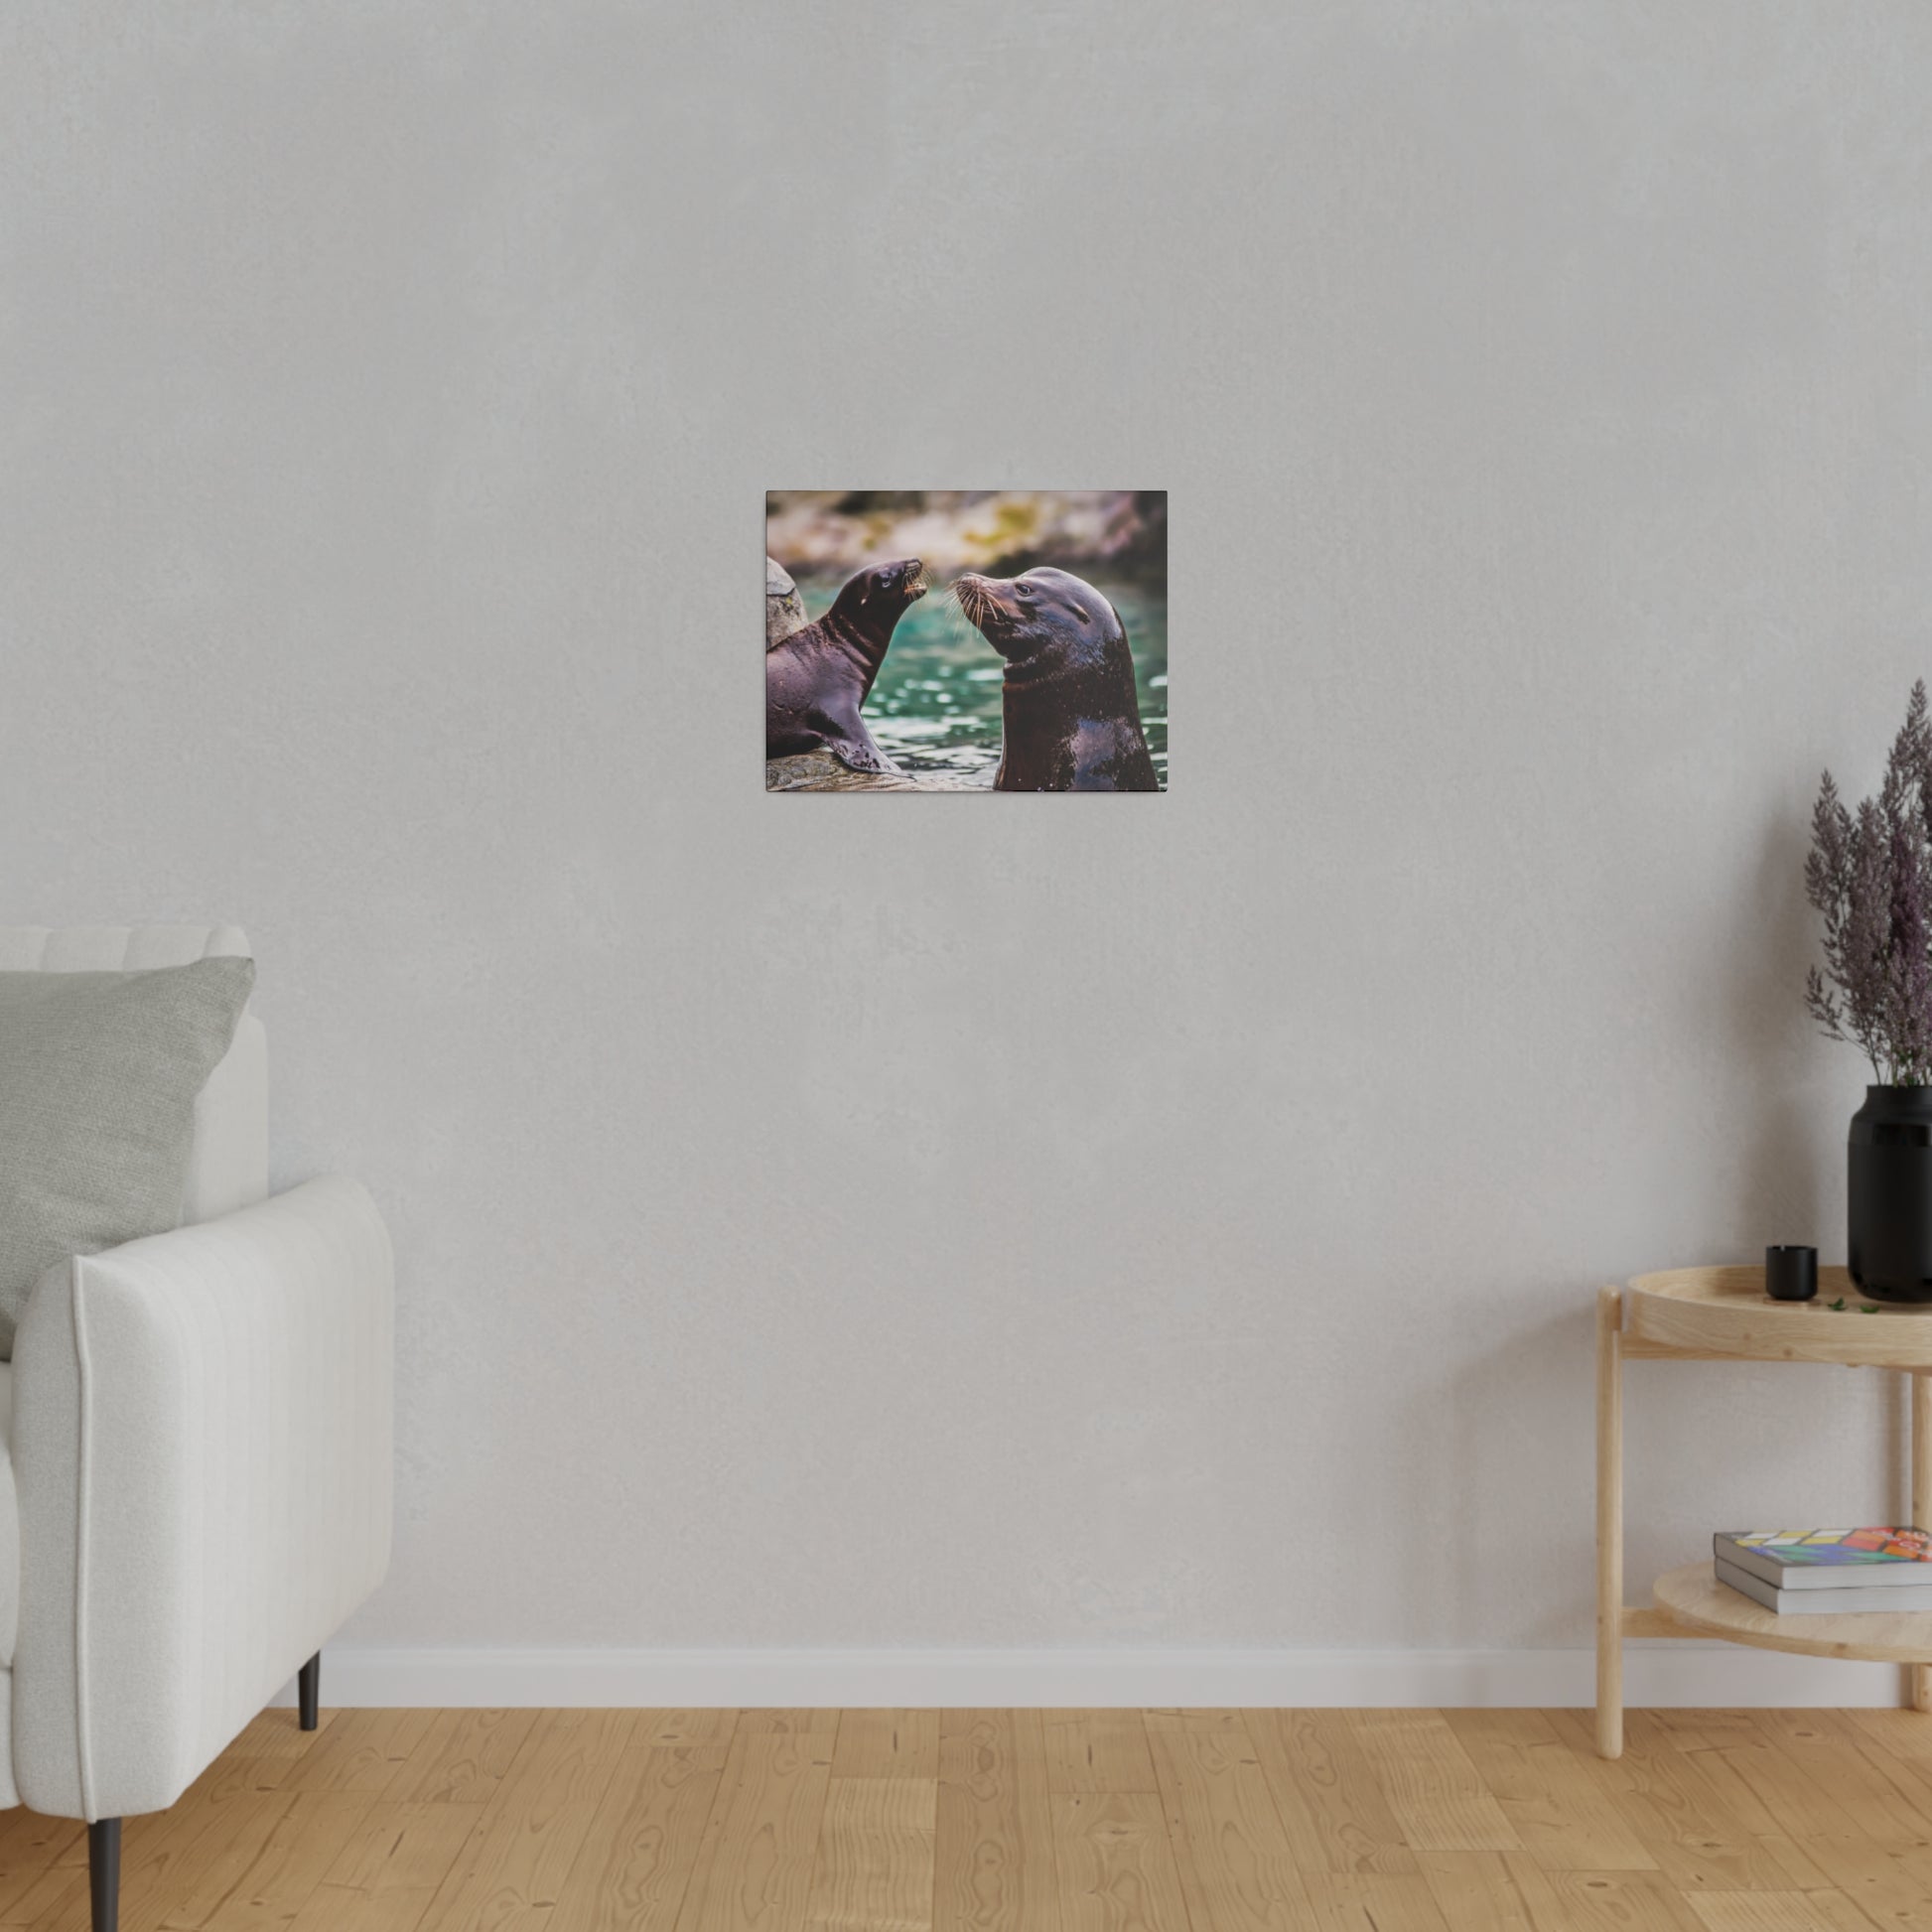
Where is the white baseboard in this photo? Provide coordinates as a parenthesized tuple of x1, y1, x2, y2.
(273, 1643, 1914, 1710)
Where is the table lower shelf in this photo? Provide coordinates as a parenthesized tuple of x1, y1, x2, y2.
(1649, 1562, 1932, 1664)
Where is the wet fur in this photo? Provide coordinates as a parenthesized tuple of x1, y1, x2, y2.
(953, 567, 1159, 792)
(765, 560, 926, 773)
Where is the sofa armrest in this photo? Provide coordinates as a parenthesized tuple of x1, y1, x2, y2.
(10, 1176, 393, 1820)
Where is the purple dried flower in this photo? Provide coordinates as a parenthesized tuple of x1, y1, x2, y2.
(1807, 682, 1932, 1084)
(1805, 770, 1851, 918)
(1887, 815, 1932, 1081)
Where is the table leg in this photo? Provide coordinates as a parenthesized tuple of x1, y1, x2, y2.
(1914, 1371, 1932, 1715)
(1596, 1286, 1623, 1758)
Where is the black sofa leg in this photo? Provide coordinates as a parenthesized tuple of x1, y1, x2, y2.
(89, 1818, 120, 1932)
(298, 1652, 321, 1731)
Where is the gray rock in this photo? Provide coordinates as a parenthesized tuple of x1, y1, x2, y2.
(764, 752, 990, 793)
(765, 556, 808, 648)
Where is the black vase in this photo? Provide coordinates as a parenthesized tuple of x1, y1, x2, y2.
(1849, 1085, 1932, 1303)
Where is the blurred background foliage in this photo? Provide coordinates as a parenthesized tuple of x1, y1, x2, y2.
(766, 490, 1167, 788)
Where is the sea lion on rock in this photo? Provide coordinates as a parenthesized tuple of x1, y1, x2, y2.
(953, 567, 1160, 791)
(765, 558, 927, 774)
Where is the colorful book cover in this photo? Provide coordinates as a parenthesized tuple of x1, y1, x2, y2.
(1721, 1528, 1932, 1568)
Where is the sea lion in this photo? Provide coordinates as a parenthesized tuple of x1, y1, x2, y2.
(952, 567, 1160, 791)
(765, 558, 927, 774)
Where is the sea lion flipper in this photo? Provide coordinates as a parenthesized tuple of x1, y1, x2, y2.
(829, 731, 901, 776)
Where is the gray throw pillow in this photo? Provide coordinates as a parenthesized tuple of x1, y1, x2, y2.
(0, 956, 256, 1356)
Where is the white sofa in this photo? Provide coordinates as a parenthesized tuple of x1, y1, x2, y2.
(0, 925, 393, 1932)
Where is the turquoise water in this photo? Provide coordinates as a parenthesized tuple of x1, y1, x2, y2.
(796, 578, 1169, 790)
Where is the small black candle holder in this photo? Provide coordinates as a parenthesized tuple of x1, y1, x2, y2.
(1765, 1245, 1818, 1303)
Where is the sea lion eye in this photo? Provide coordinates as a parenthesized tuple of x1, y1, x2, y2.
(1018, 583, 1035, 599)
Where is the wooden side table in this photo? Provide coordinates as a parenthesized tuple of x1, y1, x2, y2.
(1595, 1266, 1932, 1758)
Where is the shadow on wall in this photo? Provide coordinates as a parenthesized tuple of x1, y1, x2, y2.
(1726, 811, 1831, 1249)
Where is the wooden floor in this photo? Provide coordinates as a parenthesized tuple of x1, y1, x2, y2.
(6, 1708, 1932, 1929)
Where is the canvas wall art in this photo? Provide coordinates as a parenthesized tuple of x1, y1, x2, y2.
(765, 491, 1167, 792)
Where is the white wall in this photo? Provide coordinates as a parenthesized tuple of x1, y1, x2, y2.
(6, 0, 1932, 1692)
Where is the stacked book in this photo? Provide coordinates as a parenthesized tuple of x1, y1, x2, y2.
(1716, 1528, 1932, 1614)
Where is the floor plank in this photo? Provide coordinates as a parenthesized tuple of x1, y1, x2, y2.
(1416, 1850, 1555, 1932)
(548, 1744, 728, 1932)
(1683, 1890, 1875, 1932)
(803, 1777, 935, 1931)
(675, 1726, 833, 1932)
(933, 1711, 1061, 1932)
(121, 1795, 297, 1932)
(0, 1815, 83, 1924)
(1684, 1733, 1872, 1846)
(1299, 1871, 1454, 1931)
(285, 1801, 484, 1932)
(739, 1712, 842, 1736)
(226, 1712, 334, 1763)
(1039, 1717, 1156, 1796)
(1536, 1869, 1710, 1931)
(383, 1709, 539, 1806)
(1442, 1710, 1653, 1870)
(1050, 1793, 1188, 1932)
(1554, 1713, 1814, 1895)
(1344, 1712, 1522, 1855)
(1145, 1708, 1311, 1929)
(194, 1790, 374, 1930)
(10, 1707, 1932, 1931)
(1246, 1708, 1418, 1875)
(271, 1710, 441, 1797)
(414, 1708, 633, 1931)
(1747, 1711, 1932, 1841)
(832, 1714, 940, 1783)
(644, 1714, 741, 1749)
(1796, 1835, 1932, 1932)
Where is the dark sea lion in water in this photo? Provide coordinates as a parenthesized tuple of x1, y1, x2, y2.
(953, 567, 1160, 791)
(765, 558, 928, 773)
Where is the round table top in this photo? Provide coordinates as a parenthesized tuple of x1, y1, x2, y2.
(1625, 1265, 1932, 1367)
(1654, 1561, 1932, 1663)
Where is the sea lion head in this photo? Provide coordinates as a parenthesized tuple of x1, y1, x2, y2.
(953, 567, 1126, 673)
(829, 557, 929, 634)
